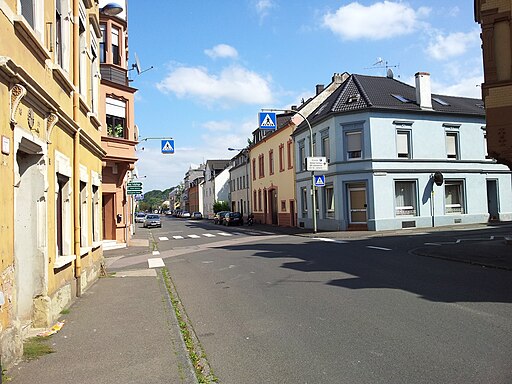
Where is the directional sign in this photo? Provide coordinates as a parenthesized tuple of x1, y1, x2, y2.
(161, 139, 175, 154)
(314, 175, 325, 187)
(258, 112, 277, 130)
(306, 156, 328, 171)
(127, 181, 143, 195)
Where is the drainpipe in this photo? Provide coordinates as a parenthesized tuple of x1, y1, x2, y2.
(72, 0, 82, 296)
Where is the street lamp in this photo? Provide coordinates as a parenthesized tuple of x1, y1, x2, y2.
(261, 108, 317, 233)
(100, 2, 123, 16)
(228, 147, 250, 219)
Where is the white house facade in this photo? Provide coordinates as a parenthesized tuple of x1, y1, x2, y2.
(293, 72, 512, 231)
(202, 159, 231, 218)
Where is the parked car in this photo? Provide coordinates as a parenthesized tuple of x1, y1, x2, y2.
(191, 212, 203, 220)
(181, 211, 191, 218)
(135, 212, 146, 223)
(224, 212, 243, 226)
(143, 214, 161, 228)
(213, 211, 229, 224)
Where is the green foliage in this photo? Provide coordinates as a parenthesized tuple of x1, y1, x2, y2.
(213, 201, 229, 213)
(138, 188, 173, 211)
(23, 337, 54, 360)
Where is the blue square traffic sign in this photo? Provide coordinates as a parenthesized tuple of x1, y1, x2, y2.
(161, 139, 175, 154)
(258, 112, 277, 130)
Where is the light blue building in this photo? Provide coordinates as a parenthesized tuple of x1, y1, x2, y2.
(292, 72, 512, 231)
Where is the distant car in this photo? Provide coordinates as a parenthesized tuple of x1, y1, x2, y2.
(181, 211, 191, 218)
(135, 212, 146, 223)
(143, 214, 161, 228)
(213, 211, 229, 224)
(224, 212, 243, 226)
(191, 212, 203, 220)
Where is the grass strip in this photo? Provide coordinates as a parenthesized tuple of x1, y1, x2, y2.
(162, 268, 218, 383)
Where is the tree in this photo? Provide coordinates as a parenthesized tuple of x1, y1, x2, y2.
(213, 201, 229, 213)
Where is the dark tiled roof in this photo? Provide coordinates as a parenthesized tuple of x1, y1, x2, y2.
(300, 74, 485, 132)
(206, 159, 230, 171)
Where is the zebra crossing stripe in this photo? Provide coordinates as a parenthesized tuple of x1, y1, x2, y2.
(173, 235, 184, 239)
(203, 234, 216, 238)
(188, 234, 201, 239)
(158, 237, 169, 241)
(217, 232, 232, 236)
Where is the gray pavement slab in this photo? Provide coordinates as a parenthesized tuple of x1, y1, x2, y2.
(8, 272, 196, 384)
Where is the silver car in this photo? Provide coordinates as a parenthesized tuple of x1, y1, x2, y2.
(143, 214, 161, 228)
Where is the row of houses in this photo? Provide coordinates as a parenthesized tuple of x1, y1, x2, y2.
(172, 71, 512, 232)
(0, 0, 139, 366)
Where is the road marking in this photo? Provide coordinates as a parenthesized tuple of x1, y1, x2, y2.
(424, 242, 442, 246)
(366, 246, 392, 251)
(217, 232, 232, 236)
(158, 236, 169, 241)
(147, 258, 165, 268)
(313, 237, 348, 244)
(188, 234, 201, 239)
(152, 250, 160, 256)
(173, 235, 184, 239)
(203, 234, 216, 238)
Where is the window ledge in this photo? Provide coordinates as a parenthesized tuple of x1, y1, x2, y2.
(52, 65, 74, 95)
(54, 255, 76, 269)
(13, 16, 51, 63)
(80, 247, 92, 256)
(92, 241, 102, 250)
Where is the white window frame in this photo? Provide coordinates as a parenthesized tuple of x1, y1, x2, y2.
(444, 180, 465, 214)
(345, 130, 362, 160)
(54, 151, 74, 268)
(324, 185, 334, 218)
(301, 187, 308, 218)
(446, 131, 459, 160)
(396, 130, 411, 159)
(298, 140, 305, 171)
(394, 180, 418, 216)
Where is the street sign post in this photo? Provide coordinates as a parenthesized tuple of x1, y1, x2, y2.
(161, 139, 175, 154)
(314, 175, 325, 187)
(258, 112, 277, 130)
(306, 157, 328, 171)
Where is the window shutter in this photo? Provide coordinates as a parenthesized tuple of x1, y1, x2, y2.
(397, 132, 409, 155)
(346, 132, 361, 151)
(106, 97, 126, 117)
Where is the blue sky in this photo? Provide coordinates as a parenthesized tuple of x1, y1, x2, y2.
(127, 1, 483, 192)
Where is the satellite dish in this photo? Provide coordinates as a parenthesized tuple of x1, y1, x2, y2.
(129, 52, 153, 78)
(386, 68, 394, 79)
(134, 53, 141, 75)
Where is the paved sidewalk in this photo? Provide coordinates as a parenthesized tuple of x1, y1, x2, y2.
(7, 270, 196, 384)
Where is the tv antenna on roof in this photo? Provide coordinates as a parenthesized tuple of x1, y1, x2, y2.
(364, 58, 400, 78)
(129, 53, 153, 79)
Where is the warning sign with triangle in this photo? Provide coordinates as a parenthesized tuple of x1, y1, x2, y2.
(314, 175, 325, 187)
(258, 112, 277, 130)
(161, 139, 175, 154)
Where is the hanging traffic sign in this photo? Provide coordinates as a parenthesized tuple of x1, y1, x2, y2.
(258, 112, 277, 130)
(161, 139, 175, 154)
(314, 175, 325, 187)
(127, 181, 143, 195)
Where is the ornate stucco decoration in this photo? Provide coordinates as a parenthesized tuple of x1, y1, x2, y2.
(46, 113, 59, 143)
(10, 84, 27, 124)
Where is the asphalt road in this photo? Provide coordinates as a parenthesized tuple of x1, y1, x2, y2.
(152, 217, 512, 384)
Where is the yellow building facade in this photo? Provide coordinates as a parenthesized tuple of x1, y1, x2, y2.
(0, 0, 105, 366)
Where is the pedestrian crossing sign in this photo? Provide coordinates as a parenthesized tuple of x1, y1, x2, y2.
(314, 175, 325, 187)
(161, 139, 175, 154)
(258, 112, 277, 130)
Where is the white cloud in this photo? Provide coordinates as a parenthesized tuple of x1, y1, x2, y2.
(202, 120, 235, 132)
(204, 44, 239, 60)
(426, 30, 480, 60)
(254, 0, 275, 19)
(322, 1, 430, 40)
(431, 75, 483, 99)
(156, 65, 273, 105)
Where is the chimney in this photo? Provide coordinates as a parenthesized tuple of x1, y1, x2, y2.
(316, 84, 325, 95)
(415, 72, 432, 110)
